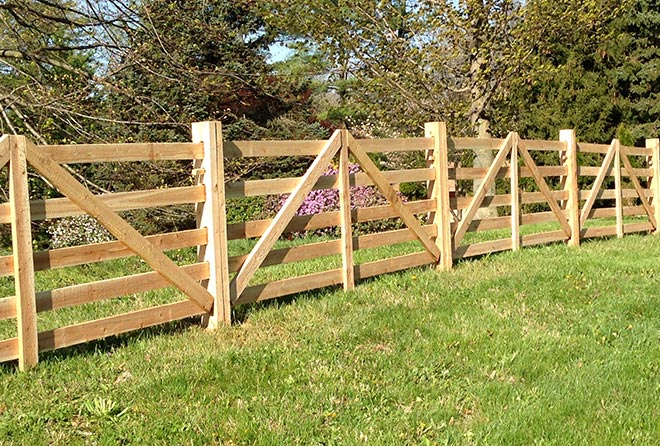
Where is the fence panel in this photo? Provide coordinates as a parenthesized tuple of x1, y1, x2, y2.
(0, 122, 657, 369)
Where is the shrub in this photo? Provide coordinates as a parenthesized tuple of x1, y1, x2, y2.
(275, 163, 406, 237)
(47, 215, 113, 249)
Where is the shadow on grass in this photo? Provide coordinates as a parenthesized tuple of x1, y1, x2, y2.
(0, 317, 203, 373)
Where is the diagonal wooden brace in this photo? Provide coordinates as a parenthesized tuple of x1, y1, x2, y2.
(517, 137, 572, 237)
(454, 133, 514, 246)
(0, 136, 10, 169)
(25, 141, 214, 312)
(580, 140, 617, 225)
(619, 144, 657, 228)
(230, 131, 343, 300)
(347, 133, 440, 261)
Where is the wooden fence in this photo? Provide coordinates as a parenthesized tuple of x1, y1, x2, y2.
(1, 122, 658, 370)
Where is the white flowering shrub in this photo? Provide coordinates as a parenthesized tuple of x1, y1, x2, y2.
(47, 215, 113, 249)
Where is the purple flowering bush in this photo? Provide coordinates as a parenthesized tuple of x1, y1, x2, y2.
(276, 163, 406, 237)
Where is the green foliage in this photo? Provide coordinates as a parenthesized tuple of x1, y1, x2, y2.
(495, 0, 658, 144)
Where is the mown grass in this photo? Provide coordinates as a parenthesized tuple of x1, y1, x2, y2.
(1, 227, 660, 445)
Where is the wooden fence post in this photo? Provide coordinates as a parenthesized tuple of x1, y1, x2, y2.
(192, 121, 231, 328)
(613, 139, 624, 238)
(560, 129, 580, 246)
(425, 122, 453, 271)
(10, 136, 38, 370)
(339, 130, 355, 291)
(649, 138, 660, 234)
(510, 133, 521, 251)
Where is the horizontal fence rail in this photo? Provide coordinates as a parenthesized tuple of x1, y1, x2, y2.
(0, 123, 658, 370)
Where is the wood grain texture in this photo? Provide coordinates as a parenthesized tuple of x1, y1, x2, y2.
(192, 121, 231, 327)
(0, 186, 205, 224)
(338, 132, 355, 290)
(580, 140, 617, 225)
(38, 142, 204, 163)
(560, 129, 580, 246)
(230, 131, 342, 300)
(517, 137, 572, 237)
(37, 301, 207, 353)
(454, 133, 513, 245)
(426, 122, 453, 270)
(25, 141, 214, 312)
(0, 135, 9, 168)
(619, 144, 656, 228)
(348, 133, 439, 262)
(0, 229, 207, 278)
(9, 136, 38, 370)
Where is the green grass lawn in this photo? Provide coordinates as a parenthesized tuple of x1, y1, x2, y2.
(1, 231, 660, 445)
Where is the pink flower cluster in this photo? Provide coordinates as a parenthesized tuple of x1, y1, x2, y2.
(280, 163, 403, 217)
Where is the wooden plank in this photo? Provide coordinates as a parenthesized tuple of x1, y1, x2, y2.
(25, 141, 214, 312)
(454, 133, 513, 246)
(453, 190, 569, 210)
(614, 141, 624, 238)
(517, 137, 572, 237)
(579, 143, 650, 156)
(510, 133, 521, 251)
(649, 138, 660, 234)
(561, 129, 580, 246)
(577, 188, 652, 201)
(38, 142, 204, 163)
(580, 140, 617, 225)
(223, 140, 327, 158)
(236, 269, 343, 305)
(0, 296, 15, 321)
(449, 137, 506, 151)
(0, 263, 209, 320)
(355, 252, 434, 280)
(624, 222, 654, 233)
(454, 238, 512, 259)
(227, 199, 436, 240)
(578, 166, 652, 177)
(10, 136, 38, 370)
(231, 132, 343, 301)
(585, 206, 648, 220)
(522, 211, 565, 226)
(0, 229, 207, 278)
(0, 135, 9, 169)
(0, 185, 205, 224)
(348, 133, 440, 261)
(37, 301, 206, 353)
(521, 230, 567, 247)
(519, 139, 566, 152)
(426, 122, 452, 271)
(353, 137, 433, 153)
(0, 337, 18, 363)
(225, 168, 434, 199)
(192, 121, 231, 328)
(579, 142, 616, 154)
(353, 225, 436, 250)
(338, 131, 355, 291)
(453, 166, 566, 180)
(581, 226, 618, 238)
(619, 143, 657, 228)
(227, 225, 437, 272)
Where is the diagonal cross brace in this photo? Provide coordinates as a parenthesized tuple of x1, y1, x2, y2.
(230, 131, 343, 301)
(619, 144, 657, 229)
(580, 140, 617, 225)
(25, 142, 214, 312)
(517, 138, 572, 237)
(0, 136, 9, 169)
(454, 133, 514, 246)
(347, 133, 440, 261)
